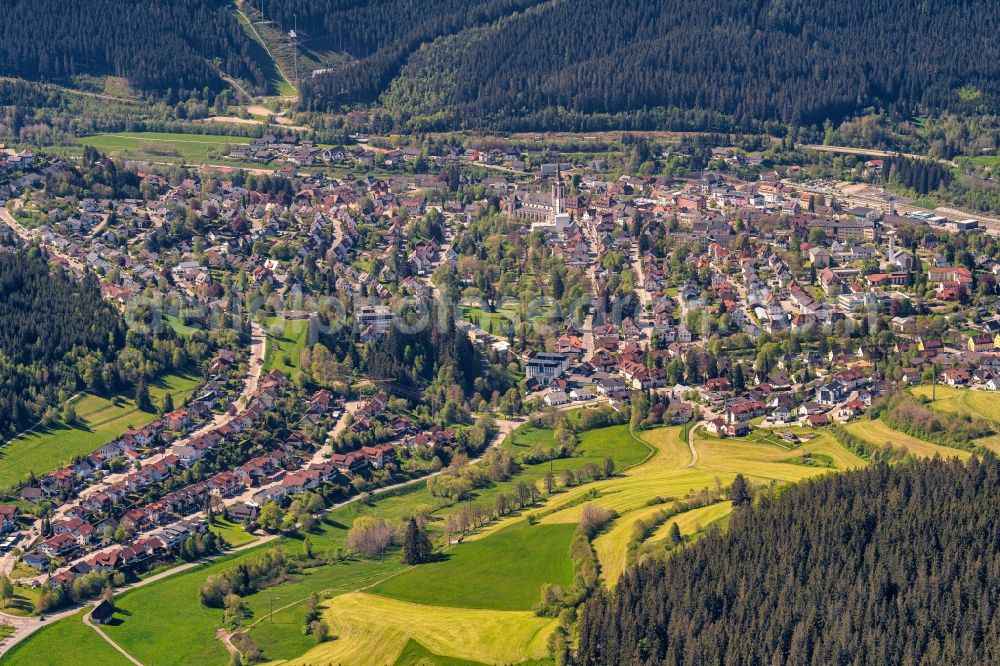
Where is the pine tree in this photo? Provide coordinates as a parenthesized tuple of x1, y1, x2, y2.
(161, 392, 174, 415)
(135, 377, 152, 412)
(402, 517, 433, 565)
(730, 474, 752, 507)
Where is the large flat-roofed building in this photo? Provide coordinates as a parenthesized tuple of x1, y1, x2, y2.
(525, 352, 571, 385)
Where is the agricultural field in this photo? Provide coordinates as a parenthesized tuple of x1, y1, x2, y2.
(843, 419, 972, 460)
(7, 421, 639, 666)
(78, 132, 251, 165)
(910, 385, 1000, 424)
(0, 372, 200, 489)
(284, 592, 555, 666)
(534, 425, 867, 585)
(8, 418, 944, 666)
(648, 500, 734, 543)
(263, 317, 311, 375)
(392, 639, 491, 665)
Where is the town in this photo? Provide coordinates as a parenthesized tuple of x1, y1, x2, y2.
(1, 133, 1000, 663)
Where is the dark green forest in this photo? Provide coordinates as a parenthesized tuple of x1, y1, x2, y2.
(0, 250, 206, 437)
(0, 0, 264, 96)
(577, 457, 1000, 665)
(0, 251, 124, 435)
(302, 0, 1000, 128)
(2, 0, 999, 132)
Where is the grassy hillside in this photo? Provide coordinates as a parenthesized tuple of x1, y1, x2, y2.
(0, 372, 200, 489)
(910, 384, 1000, 423)
(79, 132, 251, 165)
(371, 521, 575, 610)
(1, 610, 132, 666)
(843, 419, 972, 460)
(8, 417, 962, 665)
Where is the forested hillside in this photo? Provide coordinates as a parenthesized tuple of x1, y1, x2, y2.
(0, 251, 124, 435)
(0, 0, 265, 96)
(305, 0, 1000, 129)
(577, 457, 1000, 665)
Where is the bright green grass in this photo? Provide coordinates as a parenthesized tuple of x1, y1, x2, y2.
(164, 314, 200, 337)
(209, 517, 258, 547)
(910, 384, 1000, 423)
(371, 521, 576, 611)
(246, 557, 405, 662)
(2, 584, 41, 616)
(0, 624, 13, 641)
(325, 424, 647, 535)
(10, 424, 641, 663)
(968, 155, 1000, 167)
(504, 424, 558, 453)
(0, 372, 200, 489)
(79, 132, 252, 164)
(461, 306, 520, 333)
(393, 639, 491, 665)
(20, 519, 398, 666)
(246, 553, 403, 660)
(0, 610, 133, 666)
(263, 317, 310, 374)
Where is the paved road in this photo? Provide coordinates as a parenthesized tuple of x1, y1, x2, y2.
(15, 322, 266, 584)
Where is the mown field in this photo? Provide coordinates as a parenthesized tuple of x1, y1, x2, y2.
(910, 385, 1000, 423)
(208, 517, 258, 548)
(0, 372, 200, 489)
(4, 419, 638, 666)
(263, 317, 310, 375)
(371, 521, 576, 610)
(1, 610, 132, 666)
(283, 592, 554, 666)
(79, 132, 251, 164)
(843, 419, 972, 460)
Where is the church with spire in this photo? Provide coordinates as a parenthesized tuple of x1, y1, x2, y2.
(504, 164, 573, 232)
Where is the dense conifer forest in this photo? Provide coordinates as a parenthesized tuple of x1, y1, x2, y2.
(1, 0, 998, 132)
(577, 457, 1000, 665)
(0, 250, 204, 438)
(0, 251, 124, 435)
(302, 0, 1000, 128)
(0, 0, 264, 96)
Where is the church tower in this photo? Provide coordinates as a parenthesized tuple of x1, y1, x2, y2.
(552, 163, 565, 215)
